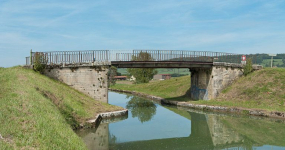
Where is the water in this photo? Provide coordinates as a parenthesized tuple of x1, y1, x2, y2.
(76, 92, 285, 150)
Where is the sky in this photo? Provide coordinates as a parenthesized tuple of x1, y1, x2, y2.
(0, 0, 285, 67)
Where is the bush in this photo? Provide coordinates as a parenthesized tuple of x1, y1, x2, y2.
(33, 52, 47, 73)
(243, 58, 253, 76)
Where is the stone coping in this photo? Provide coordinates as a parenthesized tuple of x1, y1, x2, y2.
(45, 62, 111, 68)
(109, 89, 285, 119)
(83, 109, 128, 127)
(213, 62, 263, 70)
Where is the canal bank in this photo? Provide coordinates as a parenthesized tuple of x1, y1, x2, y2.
(109, 89, 285, 119)
(110, 68, 285, 119)
(77, 91, 285, 150)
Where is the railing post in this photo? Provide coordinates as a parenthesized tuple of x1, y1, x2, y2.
(79, 51, 81, 63)
(30, 49, 32, 66)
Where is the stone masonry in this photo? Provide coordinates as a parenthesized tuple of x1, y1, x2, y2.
(44, 66, 109, 103)
(190, 63, 244, 100)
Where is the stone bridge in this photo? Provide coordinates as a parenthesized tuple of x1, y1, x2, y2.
(26, 50, 262, 103)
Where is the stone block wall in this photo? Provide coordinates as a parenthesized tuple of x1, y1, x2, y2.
(44, 66, 109, 103)
(190, 65, 243, 100)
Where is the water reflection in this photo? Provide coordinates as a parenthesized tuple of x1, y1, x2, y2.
(126, 95, 157, 123)
(76, 92, 285, 150)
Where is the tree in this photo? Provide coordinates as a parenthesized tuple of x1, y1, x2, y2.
(108, 66, 117, 86)
(243, 58, 253, 76)
(127, 52, 157, 84)
(126, 96, 157, 123)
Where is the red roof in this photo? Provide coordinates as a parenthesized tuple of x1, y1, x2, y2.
(114, 76, 127, 79)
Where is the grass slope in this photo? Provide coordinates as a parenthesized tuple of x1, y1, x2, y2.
(111, 68, 285, 112)
(117, 68, 190, 76)
(110, 76, 191, 100)
(196, 68, 285, 112)
(0, 67, 122, 149)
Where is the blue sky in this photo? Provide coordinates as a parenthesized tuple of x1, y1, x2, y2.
(0, 0, 285, 67)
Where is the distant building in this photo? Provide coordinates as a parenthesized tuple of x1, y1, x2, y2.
(153, 74, 171, 80)
(114, 76, 127, 80)
(130, 75, 136, 81)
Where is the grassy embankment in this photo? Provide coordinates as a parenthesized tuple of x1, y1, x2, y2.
(110, 68, 285, 112)
(117, 68, 190, 76)
(0, 66, 122, 149)
(111, 75, 191, 101)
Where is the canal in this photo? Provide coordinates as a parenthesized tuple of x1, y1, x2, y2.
(76, 91, 285, 150)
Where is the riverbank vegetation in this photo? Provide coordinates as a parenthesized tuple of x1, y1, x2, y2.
(110, 68, 285, 112)
(0, 66, 123, 149)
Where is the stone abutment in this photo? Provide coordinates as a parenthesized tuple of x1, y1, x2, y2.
(190, 63, 253, 100)
(44, 65, 109, 103)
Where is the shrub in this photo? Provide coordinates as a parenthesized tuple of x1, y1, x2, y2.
(33, 52, 47, 73)
(243, 58, 253, 76)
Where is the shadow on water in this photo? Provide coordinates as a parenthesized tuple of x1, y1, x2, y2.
(76, 92, 285, 150)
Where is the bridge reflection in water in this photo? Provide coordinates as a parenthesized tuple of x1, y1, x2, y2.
(76, 92, 285, 150)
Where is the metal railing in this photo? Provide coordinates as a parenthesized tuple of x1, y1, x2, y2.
(114, 50, 254, 64)
(26, 50, 109, 65)
(25, 50, 256, 66)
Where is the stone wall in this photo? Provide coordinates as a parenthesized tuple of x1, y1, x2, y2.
(44, 66, 109, 103)
(190, 64, 243, 100)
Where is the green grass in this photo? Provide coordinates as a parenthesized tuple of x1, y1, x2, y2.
(111, 68, 285, 112)
(156, 68, 190, 75)
(110, 76, 191, 101)
(195, 68, 285, 112)
(117, 68, 190, 76)
(0, 66, 123, 149)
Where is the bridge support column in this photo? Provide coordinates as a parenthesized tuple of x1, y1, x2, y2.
(44, 66, 109, 103)
(190, 65, 243, 100)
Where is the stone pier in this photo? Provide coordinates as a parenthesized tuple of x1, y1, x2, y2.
(44, 65, 109, 103)
(190, 63, 244, 100)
